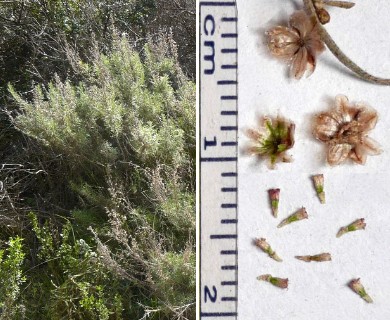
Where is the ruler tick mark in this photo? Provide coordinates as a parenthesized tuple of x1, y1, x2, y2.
(217, 80, 237, 85)
(200, 157, 237, 162)
(221, 219, 238, 224)
(221, 33, 238, 38)
(220, 250, 237, 255)
(221, 187, 237, 192)
(221, 111, 237, 116)
(221, 281, 237, 286)
(221, 265, 238, 270)
(221, 48, 238, 54)
(221, 95, 237, 100)
(221, 172, 237, 177)
(221, 141, 237, 146)
(221, 203, 237, 208)
(210, 234, 237, 239)
(220, 126, 238, 131)
(200, 312, 238, 317)
(221, 17, 238, 22)
(221, 64, 237, 69)
(221, 297, 237, 301)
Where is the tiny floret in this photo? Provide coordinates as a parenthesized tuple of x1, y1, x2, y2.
(337, 218, 366, 238)
(277, 207, 308, 228)
(257, 274, 288, 289)
(349, 278, 373, 303)
(254, 238, 282, 262)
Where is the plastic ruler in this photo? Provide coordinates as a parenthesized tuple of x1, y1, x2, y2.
(198, 1, 238, 318)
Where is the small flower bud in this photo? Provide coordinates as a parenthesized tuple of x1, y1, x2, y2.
(349, 278, 373, 303)
(277, 207, 308, 228)
(337, 218, 366, 238)
(317, 8, 330, 24)
(254, 238, 282, 262)
(295, 252, 331, 262)
(268, 188, 280, 218)
(257, 274, 288, 289)
(312, 174, 325, 204)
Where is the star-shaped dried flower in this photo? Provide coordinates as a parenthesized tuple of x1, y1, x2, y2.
(245, 116, 295, 169)
(266, 10, 325, 79)
(313, 95, 382, 166)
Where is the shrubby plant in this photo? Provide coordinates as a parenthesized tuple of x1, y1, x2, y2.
(8, 34, 195, 319)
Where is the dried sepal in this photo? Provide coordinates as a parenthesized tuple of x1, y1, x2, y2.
(349, 278, 373, 303)
(313, 95, 382, 166)
(268, 188, 280, 217)
(277, 207, 308, 228)
(254, 238, 282, 262)
(312, 174, 325, 204)
(336, 218, 366, 238)
(266, 10, 325, 79)
(257, 274, 288, 289)
(323, 1, 355, 9)
(295, 252, 331, 262)
(245, 116, 295, 169)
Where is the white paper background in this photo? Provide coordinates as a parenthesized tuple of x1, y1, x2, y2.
(237, 1, 390, 319)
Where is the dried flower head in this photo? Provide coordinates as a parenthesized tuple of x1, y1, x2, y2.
(268, 188, 280, 217)
(295, 252, 331, 262)
(337, 218, 366, 238)
(349, 278, 373, 303)
(245, 116, 295, 169)
(312, 174, 325, 204)
(313, 95, 382, 166)
(257, 274, 289, 289)
(254, 238, 282, 262)
(277, 207, 308, 228)
(266, 10, 325, 79)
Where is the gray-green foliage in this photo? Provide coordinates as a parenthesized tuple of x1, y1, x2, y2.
(9, 35, 195, 319)
(0, 237, 26, 319)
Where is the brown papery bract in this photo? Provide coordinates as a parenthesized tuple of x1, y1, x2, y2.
(313, 95, 382, 166)
(266, 10, 325, 79)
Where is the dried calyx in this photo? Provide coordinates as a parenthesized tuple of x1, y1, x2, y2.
(295, 252, 331, 262)
(254, 238, 283, 262)
(277, 207, 308, 228)
(266, 10, 325, 79)
(245, 115, 295, 169)
(257, 274, 289, 289)
(337, 218, 366, 238)
(268, 188, 280, 217)
(349, 278, 373, 303)
(313, 95, 381, 166)
(312, 174, 325, 204)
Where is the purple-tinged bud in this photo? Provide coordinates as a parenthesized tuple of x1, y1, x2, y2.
(268, 188, 280, 217)
(349, 278, 373, 303)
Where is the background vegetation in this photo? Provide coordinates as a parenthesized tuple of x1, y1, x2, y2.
(0, 1, 195, 319)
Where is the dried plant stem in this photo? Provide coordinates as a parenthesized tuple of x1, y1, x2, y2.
(325, 1, 355, 9)
(303, 0, 390, 85)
